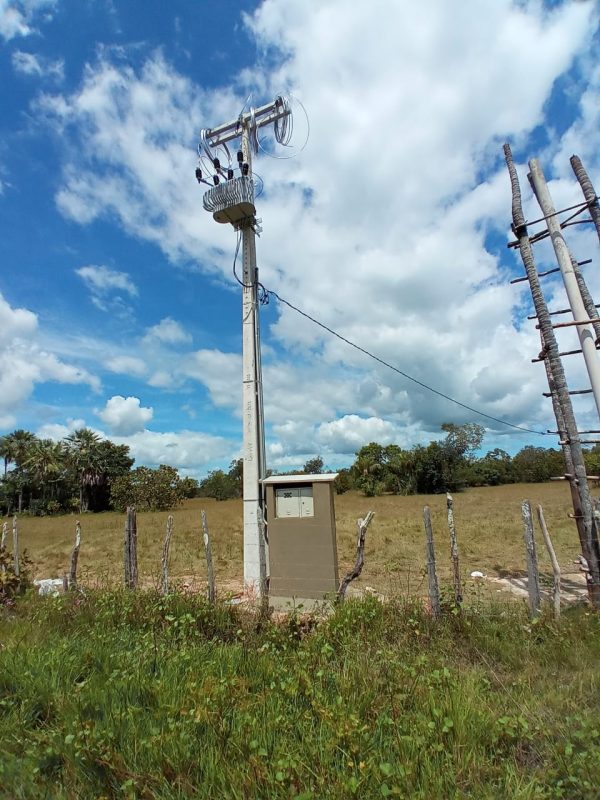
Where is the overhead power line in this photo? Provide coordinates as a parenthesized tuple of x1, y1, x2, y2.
(265, 290, 548, 437)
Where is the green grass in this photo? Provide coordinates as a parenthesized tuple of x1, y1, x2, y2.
(7, 482, 597, 596)
(1, 590, 600, 799)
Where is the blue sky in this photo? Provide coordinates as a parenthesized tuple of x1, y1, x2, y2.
(1, 0, 599, 478)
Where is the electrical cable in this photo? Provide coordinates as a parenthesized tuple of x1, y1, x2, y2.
(264, 289, 548, 437)
(258, 93, 310, 160)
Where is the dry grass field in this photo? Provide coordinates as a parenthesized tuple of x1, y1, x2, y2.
(7, 482, 596, 597)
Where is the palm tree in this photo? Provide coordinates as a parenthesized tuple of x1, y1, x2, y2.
(64, 429, 104, 512)
(2, 430, 37, 511)
(25, 439, 65, 501)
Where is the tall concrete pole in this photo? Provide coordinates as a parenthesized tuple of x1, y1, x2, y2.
(200, 97, 290, 597)
(529, 159, 600, 420)
(240, 126, 267, 594)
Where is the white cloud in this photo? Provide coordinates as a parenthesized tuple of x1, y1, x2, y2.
(143, 317, 191, 345)
(97, 395, 153, 435)
(0, 0, 56, 41)
(0, 292, 100, 427)
(12, 50, 63, 80)
(104, 355, 147, 377)
(75, 264, 138, 315)
(316, 415, 399, 454)
(37, 418, 234, 475)
(33, 0, 600, 462)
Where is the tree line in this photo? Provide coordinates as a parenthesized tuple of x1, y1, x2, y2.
(0, 428, 198, 515)
(197, 423, 600, 500)
(3, 423, 596, 512)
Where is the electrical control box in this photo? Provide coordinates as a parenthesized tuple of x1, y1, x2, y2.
(262, 473, 339, 603)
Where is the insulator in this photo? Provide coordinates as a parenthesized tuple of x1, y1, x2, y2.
(237, 150, 244, 163)
(195, 167, 202, 183)
(213, 157, 220, 170)
(242, 162, 249, 176)
(227, 168, 234, 180)
(213, 175, 220, 186)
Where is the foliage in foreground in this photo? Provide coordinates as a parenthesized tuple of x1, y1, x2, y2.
(1, 591, 600, 799)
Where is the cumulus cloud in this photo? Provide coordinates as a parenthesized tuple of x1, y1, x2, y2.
(104, 355, 147, 377)
(97, 395, 153, 435)
(12, 50, 63, 80)
(0, 0, 56, 41)
(143, 317, 191, 345)
(0, 292, 100, 427)
(38, 418, 234, 475)
(34, 0, 600, 462)
(76, 264, 138, 315)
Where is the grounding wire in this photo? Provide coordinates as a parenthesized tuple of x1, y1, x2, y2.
(264, 289, 548, 437)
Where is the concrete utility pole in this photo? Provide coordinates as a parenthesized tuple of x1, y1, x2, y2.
(529, 159, 600, 420)
(199, 98, 291, 595)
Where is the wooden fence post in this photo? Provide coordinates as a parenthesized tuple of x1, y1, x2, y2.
(337, 511, 375, 602)
(537, 505, 561, 619)
(446, 493, 462, 606)
(12, 515, 19, 578)
(423, 506, 441, 618)
(161, 515, 174, 595)
(201, 510, 216, 603)
(0, 521, 6, 573)
(124, 506, 138, 589)
(69, 520, 81, 590)
(521, 500, 541, 618)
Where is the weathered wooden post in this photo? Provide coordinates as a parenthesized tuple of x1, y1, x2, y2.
(161, 515, 174, 595)
(423, 506, 441, 618)
(0, 521, 7, 573)
(337, 511, 375, 602)
(570, 154, 600, 246)
(124, 506, 138, 589)
(504, 143, 600, 608)
(537, 505, 561, 619)
(12, 515, 19, 578)
(69, 520, 81, 590)
(446, 493, 462, 606)
(521, 500, 541, 618)
(201, 510, 216, 603)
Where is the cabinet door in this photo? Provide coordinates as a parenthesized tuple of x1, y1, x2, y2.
(276, 487, 300, 517)
(299, 487, 314, 517)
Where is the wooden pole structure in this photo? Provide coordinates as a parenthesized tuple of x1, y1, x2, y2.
(570, 155, 600, 246)
(537, 505, 561, 619)
(12, 515, 19, 578)
(504, 143, 600, 608)
(423, 506, 441, 618)
(124, 506, 138, 589)
(521, 500, 541, 618)
(446, 493, 462, 606)
(160, 515, 174, 595)
(201, 510, 216, 604)
(337, 511, 375, 602)
(69, 520, 81, 590)
(528, 159, 600, 418)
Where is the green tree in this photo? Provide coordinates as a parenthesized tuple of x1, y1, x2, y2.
(110, 465, 184, 512)
(1, 429, 37, 511)
(303, 456, 324, 475)
(352, 443, 387, 496)
(25, 439, 65, 502)
(512, 446, 563, 483)
(64, 429, 105, 513)
(199, 469, 238, 501)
